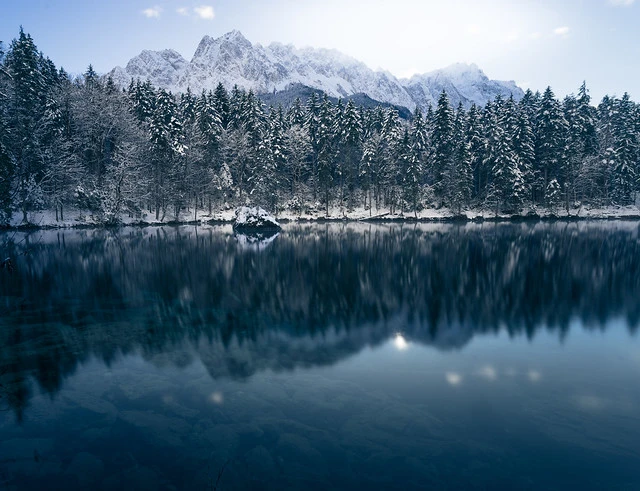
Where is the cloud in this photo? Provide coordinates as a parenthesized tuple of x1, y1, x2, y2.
(194, 5, 215, 19)
(176, 7, 189, 16)
(142, 5, 163, 18)
(553, 26, 570, 38)
(466, 24, 482, 36)
(608, 0, 635, 6)
(504, 29, 520, 43)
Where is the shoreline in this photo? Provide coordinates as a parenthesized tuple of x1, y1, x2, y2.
(3, 206, 640, 231)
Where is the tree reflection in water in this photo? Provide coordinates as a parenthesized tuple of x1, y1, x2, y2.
(1, 222, 639, 420)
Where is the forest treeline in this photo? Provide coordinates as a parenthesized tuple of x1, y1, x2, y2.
(1, 28, 639, 224)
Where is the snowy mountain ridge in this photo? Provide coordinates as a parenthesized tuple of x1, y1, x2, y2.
(109, 30, 524, 111)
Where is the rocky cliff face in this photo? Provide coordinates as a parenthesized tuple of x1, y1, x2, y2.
(109, 30, 523, 110)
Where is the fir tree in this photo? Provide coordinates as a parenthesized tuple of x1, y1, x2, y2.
(445, 104, 472, 213)
(316, 94, 335, 215)
(212, 83, 231, 129)
(536, 87, 569, 206)
(287, 97, 306, 128)
(610, 93, 638, 205)
(337, 100, 362, 211)
(431, 91, 454, 206)
(4, 27, 48, 221)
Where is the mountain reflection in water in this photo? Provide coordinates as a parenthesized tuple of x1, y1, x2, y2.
(1, 222, 639, 422)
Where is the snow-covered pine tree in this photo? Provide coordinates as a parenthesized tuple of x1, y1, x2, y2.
(287, 97, 306, 128)
(212, 82, 231, 129)
(3, 27, 49, 222)
(148, 89, 184, 219)
(610, 93, 639, 205)
(229, 85, 245, 131)
(316, 94, 336, 215)
(284, 119, 311, 211)
(37, 79, 82, 221)
(465, 104, 484, 202)
(336, 100, 362, 212)
(255, 105, 286, 213)
(484, 103, 526, 212)
(498, 95, 531, 208)
(536, 87, 569, 207)
(402, 108, 428, 216)
(128, 79, 156, 122)
(84, 64, 98, 88)
(569, 85, 600, 205)
(179, 88, 197, 125)
(0, 42, 12, 224)
(444, 104, 472, 213)
(431, 91, 454, 206)
(360, 130, 382, 215)
(576, 82, 598, 157)
(305, 93, 321, 202)
(379, 107, 403, 212)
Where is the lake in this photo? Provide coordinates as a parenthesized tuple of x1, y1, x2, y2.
(1, 222, 639, 490)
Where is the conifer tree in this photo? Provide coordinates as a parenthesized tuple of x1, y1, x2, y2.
(337, 100, 362, 211)
(610, 93, 638, 205)
(465, 104, 484, 201)
(484, 103, 526, 211)
(284, 120, 311, 210)
(4, 27, 48, 221)
(0, 42, 13, 224)
(316, 95, 335, 214)
(212, 82, 231, 129)
(445, 104, 472, 213)
(431, 91, 454, 206)
(536, 87, 569, 205)
(402, 108, 428, 215)
(287, 97, 306, 128)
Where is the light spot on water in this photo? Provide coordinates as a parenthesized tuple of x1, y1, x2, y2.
(528, 370, 542, 382)
(394, 334, 409, 351)
(209, 391, 224, 405)
(477, 365, 497, 381)
(575, 395, 606, 411)
(446, 372, 462, 386)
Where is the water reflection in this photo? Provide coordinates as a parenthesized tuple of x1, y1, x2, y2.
(1, 222, 640, 420)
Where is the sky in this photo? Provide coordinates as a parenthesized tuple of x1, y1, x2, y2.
(1, 0, 639, 102)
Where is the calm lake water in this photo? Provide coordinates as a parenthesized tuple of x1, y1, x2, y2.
(1, 222, 640, 490)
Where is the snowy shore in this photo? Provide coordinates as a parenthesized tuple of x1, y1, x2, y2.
(3, 205, 640, 230)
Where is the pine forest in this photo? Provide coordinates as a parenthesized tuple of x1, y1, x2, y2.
(1, 28, 639, 225)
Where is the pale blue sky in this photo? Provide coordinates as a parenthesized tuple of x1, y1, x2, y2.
(1, 0, 639, 102)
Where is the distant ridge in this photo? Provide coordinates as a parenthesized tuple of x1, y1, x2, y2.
(109, 30, 524, 111)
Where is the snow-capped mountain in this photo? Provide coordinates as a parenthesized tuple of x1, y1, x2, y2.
(109, 30, 523, 111)
(402, 62, 523, 110)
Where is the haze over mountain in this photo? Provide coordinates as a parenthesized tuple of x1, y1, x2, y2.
(109, 30, 523, 111)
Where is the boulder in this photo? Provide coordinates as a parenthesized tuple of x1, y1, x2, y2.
(233, 207, 281, 232)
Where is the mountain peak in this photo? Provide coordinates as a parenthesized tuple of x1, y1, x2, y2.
(193, 31, 251, 59)
(223, 30, 248, 42)
(109, 32, 523, 111)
